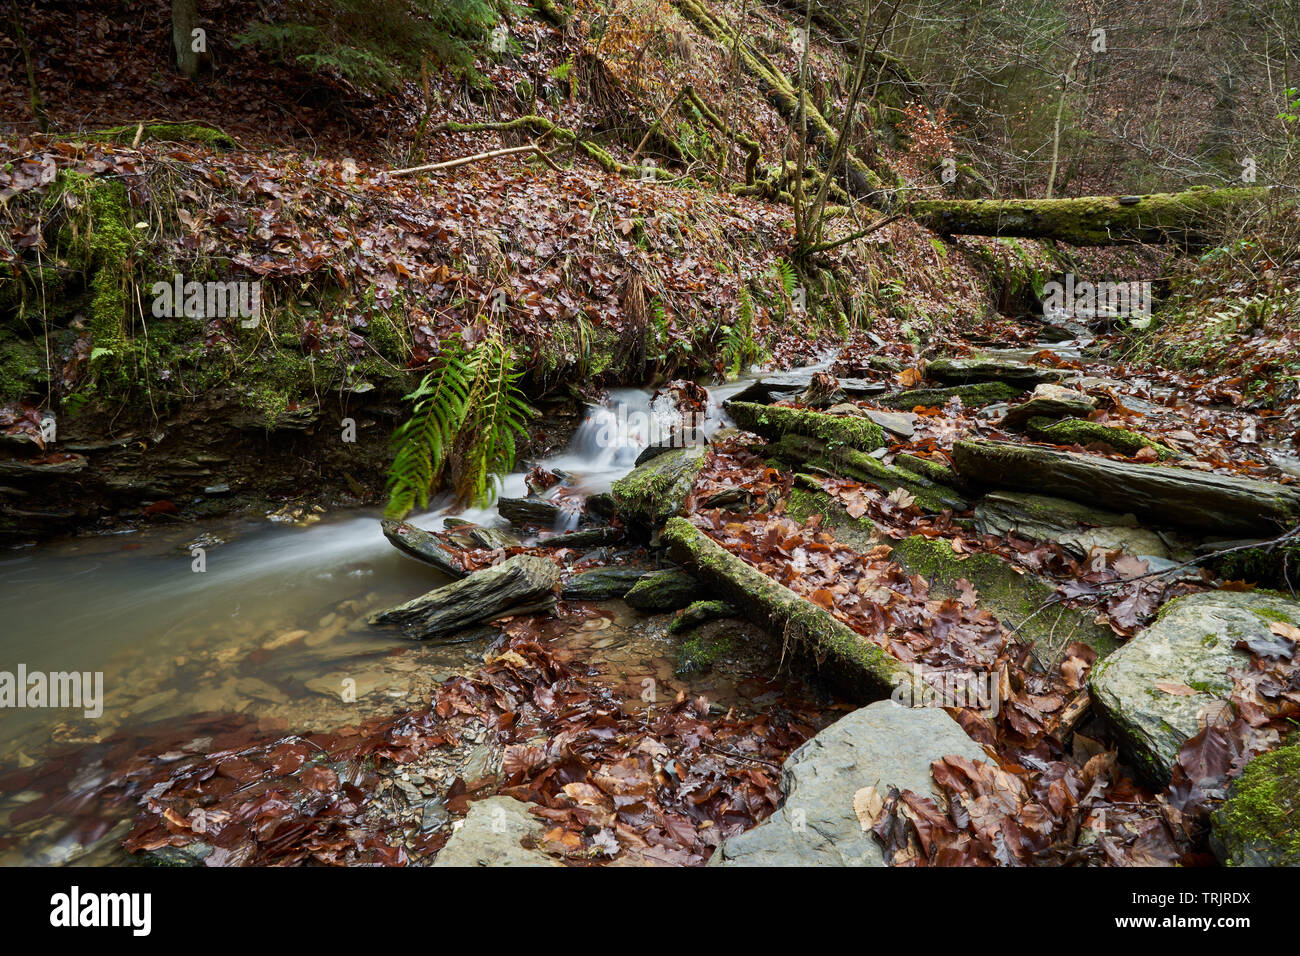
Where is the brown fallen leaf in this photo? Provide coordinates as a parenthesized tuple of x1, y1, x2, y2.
(1154, 681, 1200, 697)
(853, 785, 885, 831)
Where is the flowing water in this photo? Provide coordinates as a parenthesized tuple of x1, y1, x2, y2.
(0, 374, 773, 864)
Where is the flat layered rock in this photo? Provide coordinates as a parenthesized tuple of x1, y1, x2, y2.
(1089, 590, 1300, 783)
(974, 490, 1172, 559)
(560, 566, 651, 600)
(1000, 383, 1097, 429)
(370, 553, 559, 639)
(497, 496, 569, 528)
(727, 369, 887, 406)
(953, 439, 1300, 536)
(880, 381, 1020, 410)
(926, 357, 1064, 387)
(710, 701, 989, 866)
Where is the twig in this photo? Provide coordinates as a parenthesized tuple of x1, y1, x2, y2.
(386, 143, 561, 178)
(803, 213, 903, 254)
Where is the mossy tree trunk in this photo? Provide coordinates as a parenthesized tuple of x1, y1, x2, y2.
(910, 187, 1270, 246)
(172, 0, 200, 79)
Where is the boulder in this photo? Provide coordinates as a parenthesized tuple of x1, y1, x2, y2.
(925, 357, 1064, 387)
(381, 519, 467, 578)
(634, 429, 709, 467)
(497, 497, 568, 528)
(611, 446, 707, 530)
(623, 568, 702, 612)
(369, 553, 559, 639)
(561, 566, 652, 600)
(954, 439, 1300, 536)
(1001, 383, 1097, 429)
(433, 796, 561, 868)
(724, 401, 886, 454)
(1089, 590, 1300, 783)
(1211, 742, 1300, 867)
(710, 701, 989, 866)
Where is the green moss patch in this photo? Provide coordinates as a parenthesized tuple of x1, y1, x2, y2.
(1027, 417, 1178, 459)
(1213, 742, 1300, 867)
(880, 381, 1019, 410)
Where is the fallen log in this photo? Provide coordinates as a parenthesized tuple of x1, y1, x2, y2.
(953, 439, 1300, 536)
(911, 187, 1268, 246)
(662, 517, 913, 700)
(369, 554, 558, 639)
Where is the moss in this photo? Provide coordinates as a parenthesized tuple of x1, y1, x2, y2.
(771, 435, 966, 514)
(785, 477, 877, 551)
(675, 629, 734, 676)
(726, 401, 885, 453)
(894, 453, 961, 487)
(0, 339, 48, 402)
(1212, 545, 1300, 592)
(668, 599, 736, 635)
(889, 534, 1120, 659)
(611, 447, 706, 528)
(1213, 742, 1300, 866)
(1027, 417, 1177, 459)
(87, 123, 237, 150)
(880, 381, 1018, 410)
(623, 568, 702, 612)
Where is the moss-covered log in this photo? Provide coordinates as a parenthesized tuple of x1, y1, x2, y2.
(911, 188, 1269, 246)
(662, 517, 912, 700)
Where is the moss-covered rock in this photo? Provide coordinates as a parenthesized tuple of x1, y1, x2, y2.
(880, 381, 1019, 410)
(889, 534, 1120, 661)
(925, 357, 1063, 387)
(675, 625, 736, 676)
(1212, 742, 1300, 867)
(1027, 417, 1178, 459)
(784, 474, 877, 551)
(668, 599, 737, 635)
(1210, 543, 1300, 591)
(725, 400, 885, 453)
(561, 566, 651, 601)
(0, 339, 48, 402)
(611, 446, 706, 530)
(894, 453, 963, 489)
(623, 568, 702, 612)
(769, 433, 967, 514)
(1000, 384, 1097, 430)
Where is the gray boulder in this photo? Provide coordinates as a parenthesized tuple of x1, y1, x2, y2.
(1090, 590, 1300, 783)
(710, 701, 988, 867)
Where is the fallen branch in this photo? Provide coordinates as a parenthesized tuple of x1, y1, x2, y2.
(803, 213, 903, 254)
(387, 143, 561, 178)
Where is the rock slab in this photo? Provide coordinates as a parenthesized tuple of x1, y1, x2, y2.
(710, 701, 988, 866)
(433, 796, 561, 867)
(1089, 590, 1300, 783)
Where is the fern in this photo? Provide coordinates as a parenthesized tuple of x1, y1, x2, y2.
(723, 287, 764, 378)
(772, 260, 798, 296)
(384, 333, 531, 519)
(384, 339, 472, 519)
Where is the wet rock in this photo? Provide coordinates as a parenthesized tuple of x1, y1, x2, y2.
(381, 519, 466, 578)
(954, 439, 1300, 536)
(497, 497, 567, 529)
(611, 446, 707, 531)
(668, 599, 738, 634)
(1001, 383, 1097, 429)
(880, 381, 1020, 410)
(710, 701, 989, 866)
(535, 526, 623, 550)
(1089, 590, 1300, 783)
(432, 796, 561, 868)
(561, 566, 652, 600)
(369, 554, 559, 639)
(634, 429, 709, 467)
(974, 490, 1173, 559)
(727, 369, 887, 406)
(725, 401, 886, 454)
(1211, 742, 1300, 867)
(623, 568, 702, 612)
(926, 357, 1065, 387)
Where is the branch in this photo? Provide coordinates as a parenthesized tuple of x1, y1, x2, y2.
(386, 143, 561, 178)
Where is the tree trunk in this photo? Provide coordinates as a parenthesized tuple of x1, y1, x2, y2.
(172, 0, 200, 79)
(911, 187, 1269, 246)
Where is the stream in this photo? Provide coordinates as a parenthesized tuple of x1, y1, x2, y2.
(0, 371, 777, 864)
